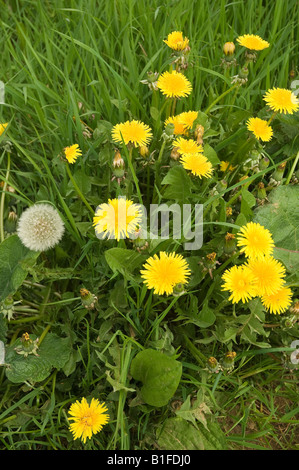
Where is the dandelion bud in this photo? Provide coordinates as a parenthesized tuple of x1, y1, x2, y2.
(139, 145, 149, 158)
(5, 211, 18, 234)
(207, 357, 221, 373)
(257, 182, 267, 200)
(203, 252, 218, 270)
(17, 203, 65, 252)
(281, 315, 297, 330)
(164, 122, 175, 137)
(14, 333, 39, 357)
(289, 70, 295, 79)
(216, 179, 227, 192)
(0, 295, 15, 321)
(290, 301, 299, 315)
(224, 233, 236, 255)
(226, 206, 233, 217)
(80, 288, 98, 310)
(239, 66, 249, 79)
(172, 283, 186, 297)
(222, 351, 236, 370)
(170, 147, 180, 161)
(194, 124, 204, 144)
(259, 157, 269, 171)
(272, 161, 286, 182)
(223, 42, 235, 56)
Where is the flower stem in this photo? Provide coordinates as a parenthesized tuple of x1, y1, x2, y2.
(0, 152, 11, 243)
(285, 150, 299, 185)
(205, 83, 238, 114)
(125, 147, 143, 205)
(65, 163, 94, 216)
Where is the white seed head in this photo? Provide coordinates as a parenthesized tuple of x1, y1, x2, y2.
(17, 203, 65, 252)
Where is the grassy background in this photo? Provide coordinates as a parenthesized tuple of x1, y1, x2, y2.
(0, 0, 298, 450)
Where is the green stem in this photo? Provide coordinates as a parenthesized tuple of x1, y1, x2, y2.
(285, 151, 299, 185)
(0, 152, 11, 242)
(65, 163, 94, 216)
(205, 83, 238, 114)
(125, 147, 143, 205)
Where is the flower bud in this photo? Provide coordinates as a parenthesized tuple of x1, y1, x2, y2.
(4, 211, 18, 234)
(259, 157, 269, 171)
(0, 295, 15, 321)
(170, 147, 180, 161)
(139, 145, 149, 158)
(207, 357, 221, 373)
(224, 233, 236, 255)
(222, 351, 236, 370)
(223, 42, 235, 56)
(80, 288, 98, 310)
(14, 333, 39, 357)
(257, 182, 267, 200)
(272, 161, 286, 182)
(194, 125, 204, 144)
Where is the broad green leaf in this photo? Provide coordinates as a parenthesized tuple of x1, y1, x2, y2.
(0, 235, 39, 302)
(157, 417, 227, 450)
(130, 349, 182, 407)
(203, 144, 220, 165)
(5, 334, 72, 384)
(254, 185, 299, 275)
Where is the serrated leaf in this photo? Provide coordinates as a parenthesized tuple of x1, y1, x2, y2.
(104, 248, 147, 281)
(161, 166, 193, 202)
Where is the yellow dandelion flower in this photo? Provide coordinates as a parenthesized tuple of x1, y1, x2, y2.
(93, 197, 142, 241)
(181, 153, 213, 178)
(236, 34, 270, 51)
(221, 265, 257, 304)
(246, 256, 286, 296)
(140, 251, 191, 296)
(111, 120, 152, 148)
(64, 144, 82, 164)
(246, 117, 273, 142)
(68, 397, 109, 444)
(261, 286, 293, 315)
(220, 161, 236, 172)
(163, 31, 189, 51)
(0, 123, 8, 136)
(178, 111, 198, 131)
(263, 87, 299, 115)
(236, 222, 275, 260)
(156, 71, 192, 99)
(173, 137, 203, 156)
(165, 115, 187, 136)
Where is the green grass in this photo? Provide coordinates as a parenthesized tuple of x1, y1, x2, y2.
(0, 0, 298, 451)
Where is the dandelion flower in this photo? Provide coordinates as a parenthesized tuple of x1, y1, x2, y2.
(178, 111, 198, 131)
(173, 137, 203, 156)
(93, 197, 142, 241)
(111, 120, 152, 147)
(263, 88, 299, 114)
(17, 203, 64, 252)
(163, 31, 189, 51)
(68, 397, 109, 444)
(181, 153, 213, 178)
(246, 256, 286, 296)
(261, 286, 293, 315)
(236, 222, 275, 259)
(220, 161, 236, 172)
(64, 144, 82, 164)
(221, 265, 257, 304)
(156, 71, 192, 99)
(0, 123, 8, 136)
(165, 115, 187, 136)
(140, 251, 191, 296)
(236, 34, 270, 51)
(246, 117, 273, 142)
